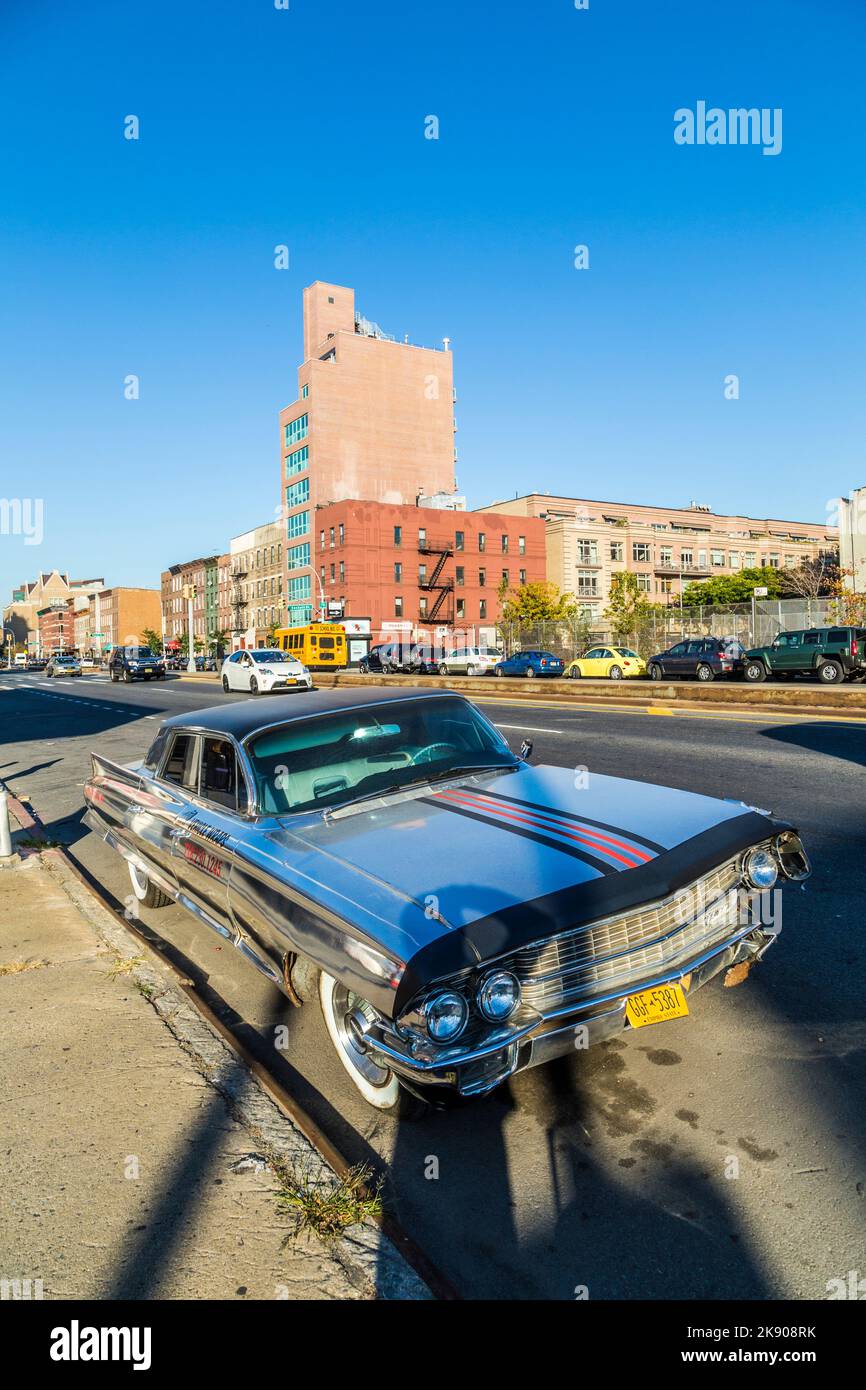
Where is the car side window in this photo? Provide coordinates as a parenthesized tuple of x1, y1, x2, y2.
(685, 641, 704, 655)
(200, 737, 246, 813)
(669, 643, 686, 656)
(162, 733, 200, 791)
(828, 629, 849, 643)
(803, 632, 820, 645)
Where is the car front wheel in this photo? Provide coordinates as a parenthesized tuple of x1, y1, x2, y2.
(318, 972, 428, 1118)
(358, 660, 369, 674)
(744, 661, 766, 683)
(222, 675, 230, 692)
(526, 666, 536, 678)
(123, 669, 132, 683)
(648, 663, 662, 681)
(495, 667, 505, 677)
(249, 676, 259, 695)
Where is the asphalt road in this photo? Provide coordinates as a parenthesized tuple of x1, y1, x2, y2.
(1, 670, 864, 1300)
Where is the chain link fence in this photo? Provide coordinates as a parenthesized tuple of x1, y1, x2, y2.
(496, 598, 848, 661)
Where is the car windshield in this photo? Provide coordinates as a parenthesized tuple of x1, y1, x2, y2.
(245, 695, 519, 815)
(251, 650, 282, 663)
(127, 648, 155, 658)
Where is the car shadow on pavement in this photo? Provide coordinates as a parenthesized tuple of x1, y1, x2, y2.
(760, 720, 866, 771)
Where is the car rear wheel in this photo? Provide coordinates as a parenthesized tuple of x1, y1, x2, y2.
(818, 660, 843, 684)
(567, 665, 580, 679)
(438, 663, 449, 675)
(609, 665, 623, 680)
(128, 862, 171, 910)
(110, 670, 119, 682)
(696, 663, 714, 682)
(318, 972, 428, 1118)
(744, 661, 766, 683)
(249, 676, 259, 695)
(526, 666, 536, 678)
(123, 669, 132, 683)
(358, 660, 369, 674)
(467, 664, 480, 676)
(495, 667, 505, 677)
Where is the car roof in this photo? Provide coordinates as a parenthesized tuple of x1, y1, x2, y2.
(158, 686, 460, 743)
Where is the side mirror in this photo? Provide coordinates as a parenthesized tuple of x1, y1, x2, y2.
(520, 739, 534, 762)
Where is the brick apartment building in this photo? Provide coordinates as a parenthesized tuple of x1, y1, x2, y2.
(484, 493, 838, 632)
(229, 521, 284, 648)
(162, 556, 232, 654)
(36, 601, 76, 653)
(4, 571, 104, 654)
(314, 497, 546, 647)
(279, 281, 457, 629)
(88, 588, 162, 653)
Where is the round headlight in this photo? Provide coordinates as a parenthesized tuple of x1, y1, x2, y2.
(477, 970, 521, 1022)
(423, 991, 468, 1043)
(744, 847, 778, 890)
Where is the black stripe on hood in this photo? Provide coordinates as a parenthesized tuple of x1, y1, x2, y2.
(392, 810, 789, 1016)
(420, 796, 616, 876)
(471, 788, 666, 855)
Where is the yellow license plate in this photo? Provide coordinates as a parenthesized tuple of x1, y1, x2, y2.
(625, 981, 689, 1029)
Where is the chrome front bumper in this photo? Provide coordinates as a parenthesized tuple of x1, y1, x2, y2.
(366, 926, 778, 1098)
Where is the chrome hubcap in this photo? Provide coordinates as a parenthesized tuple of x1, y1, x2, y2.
(332, 984, 391, 1087)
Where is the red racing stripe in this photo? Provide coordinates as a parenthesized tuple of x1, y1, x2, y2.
(460, 788, 655, 863)
(437, 789, 648, 868)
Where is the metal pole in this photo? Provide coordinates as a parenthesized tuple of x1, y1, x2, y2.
(186, 594, 196, 673)
(0, 789, 15, 860)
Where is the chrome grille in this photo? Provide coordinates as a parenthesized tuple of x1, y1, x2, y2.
(509, 856, 746, 1013)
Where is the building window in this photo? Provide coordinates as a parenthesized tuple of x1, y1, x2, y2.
(636, 574, 652, 592)
(394, 526, 402, 547)
(455, 566, 464, 586)
(395, 596, 403, 618)
(320, 530, 325, 550)
(418, 528, 427, 547)
(518, 536, 526, 555)
(502, 569, 509, 586)
(479, 599, 487, 620)
(329, 527, 335, 548)
(633, 543, 651, 563)
(394, 562, 402, 583)
(576, 571, 598, 596)
(456, 599, 465, 620)
(339, 561, 345, 582)
(478, 532, 486, 552)
(479, 568, 486, 587)
(284, 414, 309, 449)
(301, 383, 309, 399)
(501, 535, 509, 554)
(577, 539, 598, 564)
(285, 477, 310, 509)
(339, 523, 344, 545)
(419, 596, 428, 616)
(419, 564, 427, 585)
(330, 564, 335, 582)
(711, 549, 725, 567)
(287, 575, 311, 602)
(744, 551, 757, 567)
(681, 549, 693, 567)
(455, 530, 464, 551)
(659, 546, 673, 568)
(287, 539, 311, 567)
(285, 445, 309, 477)
(658, 577, 674, 594)
(287, 510, 309, 539)
(768, 553, 780, 568)
(610, 541, 624, 562)
(698, 550, 707, 568)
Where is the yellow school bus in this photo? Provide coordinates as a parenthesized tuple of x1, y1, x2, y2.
(274, 622, 347, 672)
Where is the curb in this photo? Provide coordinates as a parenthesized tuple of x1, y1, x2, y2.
(1, 788, 440, 1301)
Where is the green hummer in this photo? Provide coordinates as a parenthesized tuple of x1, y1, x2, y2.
(743, 625, 866, 684)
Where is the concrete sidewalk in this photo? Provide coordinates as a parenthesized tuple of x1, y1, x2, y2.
(0, 847, 427, 1300)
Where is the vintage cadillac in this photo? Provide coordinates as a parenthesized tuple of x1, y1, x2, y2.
(83, 689, 810, 1116)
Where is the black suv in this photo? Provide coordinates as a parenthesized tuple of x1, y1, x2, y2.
(744, 626, 866, 684)
(358, 642, 439, 675)
(648, 636, 745, 682)
(108, 645, 165, 683)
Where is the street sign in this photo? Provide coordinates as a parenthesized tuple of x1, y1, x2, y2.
(753, 587, 768, 598)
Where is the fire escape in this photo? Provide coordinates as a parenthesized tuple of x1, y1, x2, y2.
(418, 539, 454, 626)
(230, 563, 248, 640)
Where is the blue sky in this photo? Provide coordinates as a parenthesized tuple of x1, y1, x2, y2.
(2, 0, 864, 596)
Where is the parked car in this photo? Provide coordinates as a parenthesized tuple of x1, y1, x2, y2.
(221, 648, 312, 695)
(26, 657, 48, 671)
(743, 626, 866, 685)
(359, 642, 439, 675)
(438, 645, 502, 676)
(108, 646, 166, 683)
(83, 688, 810, 1115)
(494, 650, 565, 678)
(566, 646, 647, 680)
(45, 655, 82, 677)
(647, 637, 745, 683)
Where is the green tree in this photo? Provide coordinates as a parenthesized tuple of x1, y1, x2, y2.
(604, 571, 651, 642)
(140, 627, 163, 654)
(680, 566, 785, 608)
(498, 579, 578, 626)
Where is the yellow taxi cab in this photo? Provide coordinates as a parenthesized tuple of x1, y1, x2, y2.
(565, 645, 647, 680)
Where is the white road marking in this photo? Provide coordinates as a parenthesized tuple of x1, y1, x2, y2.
(495, 723, 564, 734)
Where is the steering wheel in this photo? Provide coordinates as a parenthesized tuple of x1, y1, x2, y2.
(412, 743, 457, 765)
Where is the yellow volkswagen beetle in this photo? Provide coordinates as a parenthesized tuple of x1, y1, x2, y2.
(565, 646, 647, 680)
